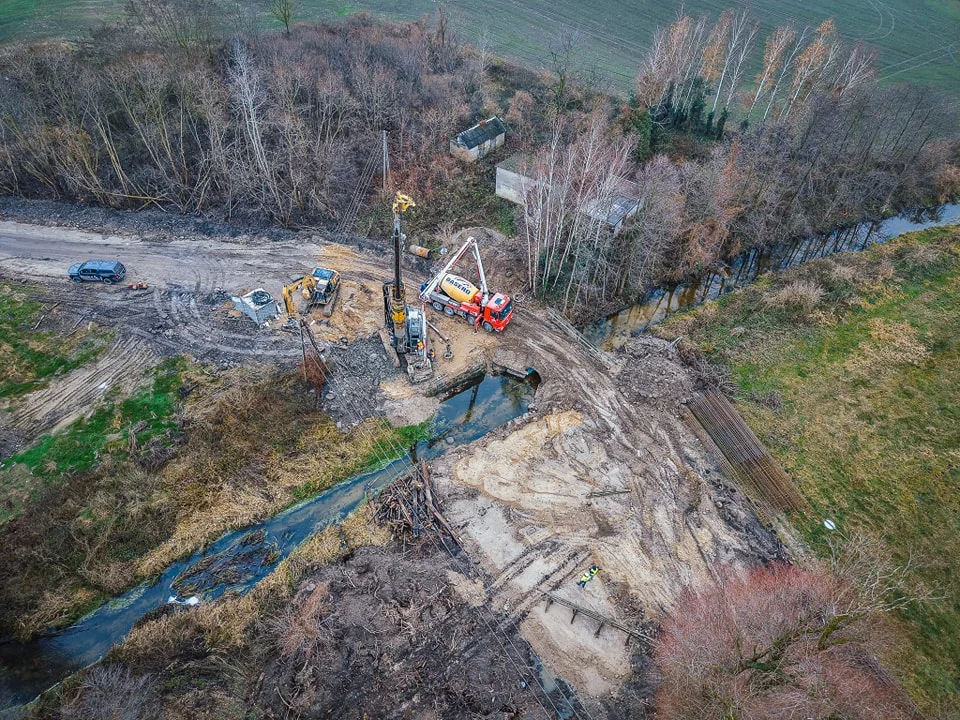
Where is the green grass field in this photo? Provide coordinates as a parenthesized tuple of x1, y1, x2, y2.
(0, 287, 111, 399)
(0, 0, 957, 100)
(657, 226, 960, 713)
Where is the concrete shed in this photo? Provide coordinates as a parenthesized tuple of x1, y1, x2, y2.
(495, 153, 534, 205)
(581, 180, 642, 236)
(497, 155, 641, 236)
(231, 288, 281, 326)
(450, 116, 507, 161)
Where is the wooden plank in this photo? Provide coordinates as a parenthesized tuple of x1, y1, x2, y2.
(542, 592, 651, 643)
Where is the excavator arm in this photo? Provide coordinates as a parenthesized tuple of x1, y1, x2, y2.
(280, 275, 318, 317)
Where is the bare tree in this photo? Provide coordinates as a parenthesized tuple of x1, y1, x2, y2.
(831, 43, 877, 97)
(520, 110, 632, 310)
(721, 10, 759, 113)
(615, 155, 683, 294)
(780, 19, 841, 120)
(229, 42, 285, 222)
(125, 0, 222, 54)
(749, 25, 797, 118)
(474, 26, 492, 104)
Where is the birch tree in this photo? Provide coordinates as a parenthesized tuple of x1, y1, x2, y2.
(721, 11, 759, 113)
(780, 19, 840, 120)
(749, 25, 796, 118)
(229, 42, 285, 222)
(520, 112, 632, 310)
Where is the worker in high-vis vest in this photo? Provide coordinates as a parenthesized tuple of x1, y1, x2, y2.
(577, 565, 600, 588)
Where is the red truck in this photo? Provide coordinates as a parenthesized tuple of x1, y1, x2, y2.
(419, 237, 514, 333)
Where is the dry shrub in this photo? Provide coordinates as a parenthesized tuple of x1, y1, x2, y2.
(830, 262, 858, 284)
(845, 318, 931, 378)
(80, 561, 135, 596)
(116, 611, 201, 666)
(763, 279, 825, 313)
(654, 564, 916, 720)
(269, 581, 332, 659)
(20, 587, 101, 638)
(932, 162, 960, 200)
(900, 243, 944, 272)
(61, 664, 157, 720)
(854, 257, 898, 301)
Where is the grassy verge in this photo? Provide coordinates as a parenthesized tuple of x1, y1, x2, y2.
(655, 225, 960, 713)
(0, 358, 189, 633)
(0, 285, 111, 399)
(1, 357, 186, 524)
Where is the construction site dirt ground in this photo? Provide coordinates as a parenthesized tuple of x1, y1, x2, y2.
(0, 213, 783, 715)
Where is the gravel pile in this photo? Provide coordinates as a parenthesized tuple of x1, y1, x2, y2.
(321, 335, 400, 428)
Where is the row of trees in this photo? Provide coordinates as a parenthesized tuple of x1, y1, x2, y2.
(636, 11, 877, 129)
(517, 8, 958, 315)
(520, 81, 956, 314)
(0, 10, 479, 224)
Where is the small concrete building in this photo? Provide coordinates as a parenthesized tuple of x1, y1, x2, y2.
(495, 153, 534, 204)
(581, 180, 642, 236)
(497, 154, 641, 236)
(450, 116, 507, 161)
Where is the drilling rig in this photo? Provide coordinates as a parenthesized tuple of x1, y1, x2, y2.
(382, 192, 431, 382)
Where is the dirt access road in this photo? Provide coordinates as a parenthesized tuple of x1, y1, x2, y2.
(0, 219, 394, 361)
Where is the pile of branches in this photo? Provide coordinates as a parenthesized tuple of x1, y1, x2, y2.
(373, 460, 461, 551)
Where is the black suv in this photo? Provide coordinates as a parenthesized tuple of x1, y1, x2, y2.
(68, 260, 126, 284)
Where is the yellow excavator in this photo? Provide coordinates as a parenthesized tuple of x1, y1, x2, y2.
(280, 267, 341, 331)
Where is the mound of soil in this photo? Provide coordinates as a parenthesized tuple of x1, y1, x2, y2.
(254, 545, 551, 720)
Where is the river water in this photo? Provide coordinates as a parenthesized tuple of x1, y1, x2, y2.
(586, 203, 960, 350)
(0, 371, 538, 711)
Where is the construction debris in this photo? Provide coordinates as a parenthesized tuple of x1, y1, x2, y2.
(373, 460, 461, 548)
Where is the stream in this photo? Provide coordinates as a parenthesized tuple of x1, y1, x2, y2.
(586, 203, 960, 350)
(0, 371, 538, 711)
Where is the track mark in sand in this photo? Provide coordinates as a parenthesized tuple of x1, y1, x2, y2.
(7, 336, 158, 434)
(499, 548, 593, 627)
(483, 539, 592, 628)
(152, 287, 301, 360)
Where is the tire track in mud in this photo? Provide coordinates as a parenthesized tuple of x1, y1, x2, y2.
(136, 251, 302, 362)
(494, 547, 594, 629)
(7, 336, 158, 434)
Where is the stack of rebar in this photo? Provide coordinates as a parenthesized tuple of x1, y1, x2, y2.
(373, 460, 462, 548)
(687, 391, 806, 513)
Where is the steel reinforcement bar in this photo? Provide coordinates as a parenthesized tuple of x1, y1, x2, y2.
(687, 391, 806, 513)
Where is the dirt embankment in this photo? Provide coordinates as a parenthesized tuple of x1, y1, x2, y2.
(253, 544, 549, 720)
(430, 311, 783, 711)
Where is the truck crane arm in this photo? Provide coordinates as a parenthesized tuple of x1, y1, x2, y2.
(420, 236, 488, 304)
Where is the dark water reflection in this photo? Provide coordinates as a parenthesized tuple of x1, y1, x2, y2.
(587, 204, 960, 349)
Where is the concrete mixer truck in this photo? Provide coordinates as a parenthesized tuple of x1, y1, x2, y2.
(419, 236, 514, 333)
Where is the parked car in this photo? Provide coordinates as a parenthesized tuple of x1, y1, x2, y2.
(68, 260, 126, 284)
